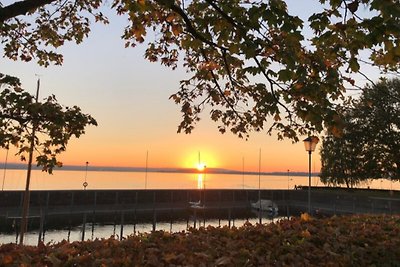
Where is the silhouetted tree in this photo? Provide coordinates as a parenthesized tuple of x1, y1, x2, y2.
(353, 79, 400, 179)
(0, 78, 97, 244)
(320, 106, 368, 188)
(320, 79, 400, 187)
(0, 79, 97, 173)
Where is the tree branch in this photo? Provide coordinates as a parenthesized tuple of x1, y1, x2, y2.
(0, 0, 57, 22)
(204, 0, 239, 28)
(200, 48, 244, 122)
(252, 56, 294, 125)
(156, 0, 226, 51)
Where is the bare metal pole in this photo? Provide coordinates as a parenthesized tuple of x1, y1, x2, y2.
(2, 146, 9, 191)
(308, 151, 312, 214)
(258, 148, 261, 224)
(19, 78, 40, 245)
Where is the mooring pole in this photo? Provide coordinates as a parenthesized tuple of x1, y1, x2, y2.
(82, 213, 87, 241)
(120, 211, 124, 241)
(38, 208, 44, 245)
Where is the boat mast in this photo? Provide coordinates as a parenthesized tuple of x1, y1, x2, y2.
(145, 150, 148, 189)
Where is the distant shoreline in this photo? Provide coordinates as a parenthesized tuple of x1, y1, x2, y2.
(0, 163, 317, 177)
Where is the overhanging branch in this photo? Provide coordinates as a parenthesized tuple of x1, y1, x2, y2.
(0, 0, 57, 22)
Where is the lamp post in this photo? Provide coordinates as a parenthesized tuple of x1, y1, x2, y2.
(303, 136, 319, 214)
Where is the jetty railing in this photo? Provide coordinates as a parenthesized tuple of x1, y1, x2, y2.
(0, 188, 399, 245)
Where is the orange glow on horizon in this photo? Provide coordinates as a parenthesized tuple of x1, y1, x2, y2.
(0, 131, 323, 173)
(181, 150, 219, 170)
(196, 163, 206, 171)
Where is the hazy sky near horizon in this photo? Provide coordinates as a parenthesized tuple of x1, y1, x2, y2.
(1, 1, 382, 172)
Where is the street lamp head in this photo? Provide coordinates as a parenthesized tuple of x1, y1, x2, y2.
(303, 136, 319, 152)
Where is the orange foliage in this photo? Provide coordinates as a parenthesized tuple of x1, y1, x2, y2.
(1, 215, 399, 266)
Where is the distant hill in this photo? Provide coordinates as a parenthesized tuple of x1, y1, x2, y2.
(0, 162, 316, 176)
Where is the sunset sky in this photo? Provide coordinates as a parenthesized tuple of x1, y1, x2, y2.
(0, 1, 382, 173)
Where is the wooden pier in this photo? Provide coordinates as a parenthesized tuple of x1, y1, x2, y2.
(0, 188, 399, 234)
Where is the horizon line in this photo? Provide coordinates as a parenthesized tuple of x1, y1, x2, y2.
(0, 162, 318, 176)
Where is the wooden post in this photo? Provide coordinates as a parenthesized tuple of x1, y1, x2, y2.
(68, 191, 74, 242)
(193, 209, 197, 229)
(113, 213, 117, 236)
(134, 191, 138, 234)
(15, 220, 18, 244)
(202, 209, 205, 227)
(228, 209, 231, 228)
(37, 208, 44, 245)
(286, 205, 290, 219)
(170, 191, 173, 232)
(91, 218, 95, 240)
(231, 191, 235, 227)
(91, 191, 97, 240)
(113, 191, 119, 236)
(120, 211, 124, 241)
(81, 213, 87, 242)
(152, 191, 156, 231)
(67, 221, 71, 242)
(41, 192, 50, 242)
(152, 210, 156, 232)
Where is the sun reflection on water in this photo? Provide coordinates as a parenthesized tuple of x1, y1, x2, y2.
(197, 174, 204, 189)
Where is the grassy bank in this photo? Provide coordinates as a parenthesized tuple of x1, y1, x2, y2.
(1, 214, 399, 266)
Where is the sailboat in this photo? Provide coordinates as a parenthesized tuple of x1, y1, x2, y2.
(251, 199, 279, 213)
(189, 200, 205, 209)
(250, 149, 279, 215)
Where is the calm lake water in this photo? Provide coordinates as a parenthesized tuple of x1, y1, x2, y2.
(0, 217, 276, 246)
(0, 169, 399, 190)
(1, 169, 399, 245)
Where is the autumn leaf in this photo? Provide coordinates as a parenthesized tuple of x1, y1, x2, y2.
(347, 1, 359, 13)
(348, 57, 360, 72)
(165, 13, 176, 23)
(300, 229, 311, 238)
(300, 213, 312, 222)
(2, 255, 13, 265)
(294, 83, 303, 90)
(171, 24, 182, 36)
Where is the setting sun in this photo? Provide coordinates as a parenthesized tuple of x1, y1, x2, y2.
(196, 163, 206, 171)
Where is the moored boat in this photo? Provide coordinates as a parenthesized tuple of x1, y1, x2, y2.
(251, 199, 278, 213)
